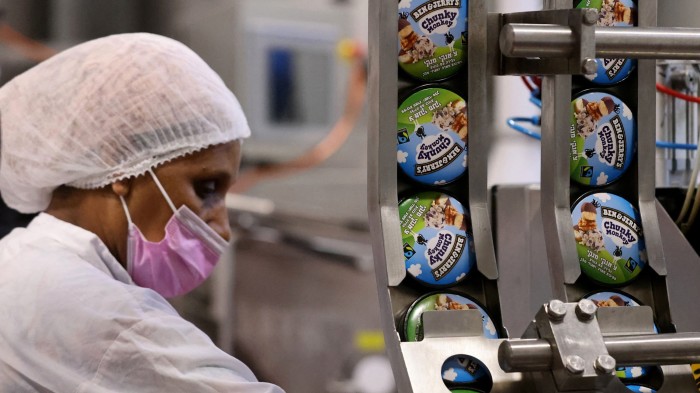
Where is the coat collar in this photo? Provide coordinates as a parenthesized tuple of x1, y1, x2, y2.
(27, 213, 134, 285)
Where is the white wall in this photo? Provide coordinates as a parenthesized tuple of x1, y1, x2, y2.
(187, 0, 370, 223)
(488, 0, 544, 187)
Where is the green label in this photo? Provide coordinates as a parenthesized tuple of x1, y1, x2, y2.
(576, 0, 604, 9)
(397, 88, 468, 186)
(577, 243, 640, 284)
(400, 194, 433, 247)
(398, 0, 467, 81)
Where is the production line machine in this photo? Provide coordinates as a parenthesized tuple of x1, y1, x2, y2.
(368, 0, 700, 392)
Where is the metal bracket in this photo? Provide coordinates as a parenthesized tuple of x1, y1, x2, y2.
(500, 8, 597, 76)
(500, 303, 700, 392)
(501, 304, 661, 373)
(422, 309, 485, 339)
(596, 306, 656, 337)
(401, 337, 525, 393)
(535, 300, 615, 391)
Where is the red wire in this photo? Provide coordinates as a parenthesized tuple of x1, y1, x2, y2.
(531, 76, 542, 89)
(521, 76, 535, 92)
(657, 83, 700, 104)
(229, 51, 367, 193)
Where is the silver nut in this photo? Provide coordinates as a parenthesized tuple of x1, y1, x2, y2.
(576, 299, 598, 321)
(546, 300, 567, 321)
(582, 58, 598, 75)
(565, 355, 585, 374)
(594, 355, 616, 374)
(583, 9, 599, 26)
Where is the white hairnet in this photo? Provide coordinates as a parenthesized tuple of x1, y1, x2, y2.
(0, 33, 250, 213)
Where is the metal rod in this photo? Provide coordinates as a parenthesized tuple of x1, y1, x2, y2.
(499, 333, 700, 372)
(673, 96, 678, 172)
(687, 91, 691, 171)
(606, 333, 700, 366)
(498, 339, 553, 372)
(692, 91, 697, 160)
(500, 24, 700, 60)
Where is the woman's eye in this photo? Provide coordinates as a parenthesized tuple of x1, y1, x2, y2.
(195, 180, 218, 198)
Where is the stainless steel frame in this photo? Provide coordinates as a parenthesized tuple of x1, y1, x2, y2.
(367, 0, 409, 389)
(468, 0, 498, 282)
(368, 0, 700, 391)
(368, 0, 507, 391)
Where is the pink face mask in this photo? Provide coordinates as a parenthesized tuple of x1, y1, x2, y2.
(119, 169, 229, 298)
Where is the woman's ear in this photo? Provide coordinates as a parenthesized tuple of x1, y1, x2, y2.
(111, 178, 132, 198)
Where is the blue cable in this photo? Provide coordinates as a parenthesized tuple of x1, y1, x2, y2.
(506, 116, 541, 141)
(529, 95, 542, 108)
(655, 141, 698, 150)
(506, 117, 698, 150)
(507, 91, 699, 150)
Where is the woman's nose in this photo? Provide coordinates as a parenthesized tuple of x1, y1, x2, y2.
(206, 204, 232, 242)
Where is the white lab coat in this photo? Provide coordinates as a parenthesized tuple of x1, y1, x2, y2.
(0, 213, 284, 393)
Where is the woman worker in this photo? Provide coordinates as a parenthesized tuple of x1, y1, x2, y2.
(0, 33, 284, 392)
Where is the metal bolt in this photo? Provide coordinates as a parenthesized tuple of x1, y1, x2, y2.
(546, 300, 567, 321)
(583, 9, 599, 26)
(582, 58, 598, 75)
(594, 355, 616, 374)
(565, 355, 586, 374)
(576, 299, 598, 321)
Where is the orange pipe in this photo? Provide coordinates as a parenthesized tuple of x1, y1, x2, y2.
(0, 24, 57, 61)
(230, 47, 367, 193)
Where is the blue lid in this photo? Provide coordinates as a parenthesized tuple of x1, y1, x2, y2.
(397, 88, 468, 186)
(398, 0, 468, 81)
(617, 366, 652, 381)
(570, 92, 636, 186)
(399, 192, 475, 287)
(585, 58, 637, 86)
(442, 355, 489, 386)
(623, 384, 656, 393)
(575, 0, 637, 85)
(572, 193, 647, 285)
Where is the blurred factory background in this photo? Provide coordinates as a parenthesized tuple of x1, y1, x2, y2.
(0, 1, 698, 392)
(0, 1, 385, 392)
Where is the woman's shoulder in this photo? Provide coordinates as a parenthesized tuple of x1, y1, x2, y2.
(0, 222, 179, 325)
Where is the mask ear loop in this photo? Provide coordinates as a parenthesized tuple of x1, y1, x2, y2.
(119, 195, 134, 227)
(147, 168, 178, 214)
(118, 194, 136, 275)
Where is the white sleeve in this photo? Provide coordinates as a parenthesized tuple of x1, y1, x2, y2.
(76, 314, 285, 393)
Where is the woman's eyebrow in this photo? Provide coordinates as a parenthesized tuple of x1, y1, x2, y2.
(194, 167, 233, 180)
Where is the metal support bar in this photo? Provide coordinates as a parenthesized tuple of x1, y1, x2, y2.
(501, 25, 700, 60)
(540, 75, 578, 291)
(468, 0, 499, 280)
(368, 0, 411, 390)
(499, 333, 700, 372)
(499, 8, 596, 75)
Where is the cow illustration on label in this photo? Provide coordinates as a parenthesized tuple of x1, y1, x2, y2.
(398, 0, 468, 81)
(399, 192, 475, 287)
(572, 193, 647, 286)
(397, 88, 469, 185)
(570, 92, 636, 186)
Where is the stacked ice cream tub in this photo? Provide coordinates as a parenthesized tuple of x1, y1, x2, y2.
(394, 1, 503, 391)
(567, 1, 663, 391)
